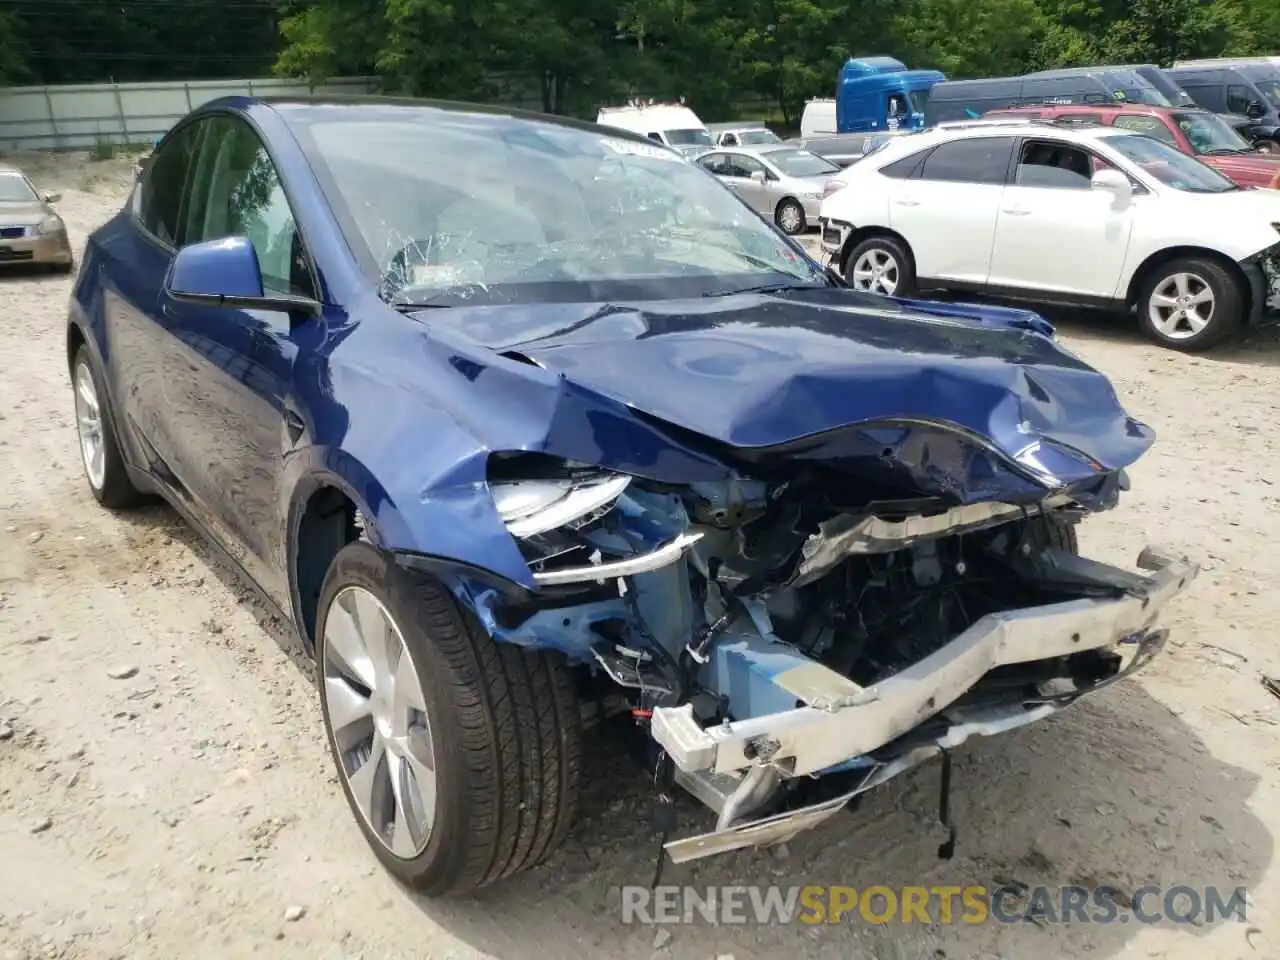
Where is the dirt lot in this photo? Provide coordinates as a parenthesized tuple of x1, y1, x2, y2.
(1, 151, 1279, 960)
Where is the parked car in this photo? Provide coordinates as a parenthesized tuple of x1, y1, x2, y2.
(788, 131, 902, 167)
(694, 144, 839, 233)
(922, 70, 1170, 126)
(1167, 61, 1280, 152)
(985, 103, 1280, 188)
(706, 122, 782, 148)
(820, 119, 1280, 351)
(595, 102, 711, 156)
(70, 94, 1197, 895)
(0, 163, 72, 272)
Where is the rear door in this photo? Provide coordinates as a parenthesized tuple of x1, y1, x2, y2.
(888, 136, 1015, 283)
(104, 118, 206, 481)
(988, 138, 1134, 297)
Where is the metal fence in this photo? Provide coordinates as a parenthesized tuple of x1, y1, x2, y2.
(0, 76, 377, 151)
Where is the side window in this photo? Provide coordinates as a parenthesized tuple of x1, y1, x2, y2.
(182, 115, 314, 298)
(1183, 83, 1226, 112)
(919, 137, 1015, 185)
(734, 155, 765, 179)
(1013, 140, 1093, 189)
(1226, 85, 1255, 114)
(697, 154, 728, 176)
(1112, 115, 1177, 144)
(1056, 112, 1102, 126)
(879, 150, 929, 179)
(140, 122, 203, 246)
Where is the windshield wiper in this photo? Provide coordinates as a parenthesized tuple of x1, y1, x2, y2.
(1203, 148, 1249, 155)
(704, 279, 828, 297)
(391, 299, 453, 312)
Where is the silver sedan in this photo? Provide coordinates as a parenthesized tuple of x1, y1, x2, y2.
(694, 145, 840, 234)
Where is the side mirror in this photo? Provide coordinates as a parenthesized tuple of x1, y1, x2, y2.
(1091, 168, 1133, 209)
(165, 236, 321, 316)
(43, 192, 61, 204)
(1246, 101, 1266, 120)
(750, 170, 766, 184)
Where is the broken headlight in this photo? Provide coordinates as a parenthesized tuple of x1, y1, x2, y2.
(492, 473, 632, 538)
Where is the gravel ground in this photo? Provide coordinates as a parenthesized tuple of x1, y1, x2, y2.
(2, 151, 1279, 960)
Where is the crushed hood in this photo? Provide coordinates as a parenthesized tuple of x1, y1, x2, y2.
(426, 289, 1153, 483)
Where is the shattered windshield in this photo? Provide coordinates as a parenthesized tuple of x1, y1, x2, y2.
(293, 109, 824, 306)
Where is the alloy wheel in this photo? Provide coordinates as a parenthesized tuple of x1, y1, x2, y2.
(322, 585, 437, 859)
(1148, 272, 1215, 340)
(73, 360, 106, 491)
(778, 202, 803, 234)
(850, 248, 900, 295)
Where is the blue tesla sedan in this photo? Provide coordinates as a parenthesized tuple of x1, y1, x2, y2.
(66, 95, 1194, 895)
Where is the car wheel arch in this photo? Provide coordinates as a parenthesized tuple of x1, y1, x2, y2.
(1125, 246, 1251, 313)
(287, 465, 398, 653)
(839, 226, 916, 274)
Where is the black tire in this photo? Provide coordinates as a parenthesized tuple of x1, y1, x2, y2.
(71, 344, 146, 509)
(774, 198, 806, 235)
(842, 234, 917, 297)
(316, 541, 582, 896)
(1136, 256, 1244, 352)
(55, 259, 75, 275)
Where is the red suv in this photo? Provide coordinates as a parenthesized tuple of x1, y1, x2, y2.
(987, 103, 1280, 188)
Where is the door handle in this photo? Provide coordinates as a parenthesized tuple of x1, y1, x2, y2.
(894, 199, 921, 207)
(1002, 208, 1031, 216)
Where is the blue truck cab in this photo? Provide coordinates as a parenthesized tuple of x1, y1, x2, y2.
(835, 56, 945, 133)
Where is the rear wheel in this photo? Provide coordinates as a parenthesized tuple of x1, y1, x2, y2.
(71, 345, 145, 509)
(774, 198, 806, 235)
(316, 541, 582, 896)
(843, 234, 916, 297)
(1136, 256, 1244, 352)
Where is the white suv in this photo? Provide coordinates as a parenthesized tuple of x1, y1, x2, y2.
(818, 119, 1280, 350)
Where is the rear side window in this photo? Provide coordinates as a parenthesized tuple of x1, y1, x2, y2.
(879, 150, 929, 179)
(919, 137, 1015, 185)
(140, 121, 203, 246)
(1112, 114, 1177, 144)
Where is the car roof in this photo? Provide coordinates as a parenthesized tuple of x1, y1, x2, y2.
(992, 102, 1196, 117)
(197, 94, 672, 147)
(875, 121, 1129, 154)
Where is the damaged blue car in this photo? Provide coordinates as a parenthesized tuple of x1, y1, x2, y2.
(67, 95, 1198, 896)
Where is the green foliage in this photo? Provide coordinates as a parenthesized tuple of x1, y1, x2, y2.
(2, 0, 1279, 122)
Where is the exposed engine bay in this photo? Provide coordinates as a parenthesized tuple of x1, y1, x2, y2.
(459, 446, 1196, 863)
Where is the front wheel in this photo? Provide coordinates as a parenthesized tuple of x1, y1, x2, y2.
(71, 345, 146, 509)
(774, 198, 806, 235)
(1136, 257, 1244, 352)
(843, 235, 916, 297)
(316, 541, 582, 896)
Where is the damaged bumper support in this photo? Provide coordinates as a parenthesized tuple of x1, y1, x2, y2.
(652, 546, 1196, 863)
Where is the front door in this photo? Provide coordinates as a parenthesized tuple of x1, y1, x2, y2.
(987, 138, 1134, 298)
(156, 113, 321, 604)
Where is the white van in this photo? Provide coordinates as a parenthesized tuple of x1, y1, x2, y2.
(595, 103, 712, 155)
(800, 99, 837, 138)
